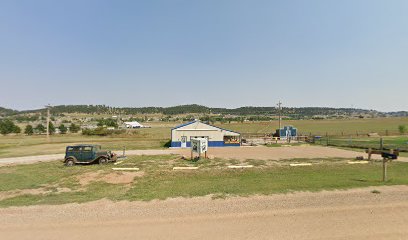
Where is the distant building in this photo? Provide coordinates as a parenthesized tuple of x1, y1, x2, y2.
(274, 126, 297, 140)
(170, 120, 241, 148)
(124, 121, 149, 128)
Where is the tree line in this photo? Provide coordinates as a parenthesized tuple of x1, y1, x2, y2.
(0, 119, 81, 135)
(2, 104, 408, 118)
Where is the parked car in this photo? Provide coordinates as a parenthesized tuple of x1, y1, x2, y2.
(63, 144, 117, 166)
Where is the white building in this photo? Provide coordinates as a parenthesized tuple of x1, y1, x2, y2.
(170, 120, 241, 148)
(124, 121, 148, 128)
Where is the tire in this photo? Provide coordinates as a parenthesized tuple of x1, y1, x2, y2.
(98, 157, 108, 165)
(65, 159, 75, 167)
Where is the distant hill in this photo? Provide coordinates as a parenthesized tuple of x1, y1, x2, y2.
(2, 104, 407, 118)
(0, 107, 18, 116)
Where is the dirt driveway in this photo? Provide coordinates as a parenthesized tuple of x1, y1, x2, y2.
(1, 185, 408, 240)
(0, 145, 403, 166)
(177, 145, 386, 160)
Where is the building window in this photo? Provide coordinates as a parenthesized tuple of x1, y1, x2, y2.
(224, 136, 240, 144)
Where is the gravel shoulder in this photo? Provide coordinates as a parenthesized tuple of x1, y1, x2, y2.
(1, 185, 408, 240)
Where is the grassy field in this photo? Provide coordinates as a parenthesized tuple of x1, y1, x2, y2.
(0, 118, 407, 158)
(0, 127, 170, 158)
(219, 117, 408, 136)
(1, 155, 408, 207)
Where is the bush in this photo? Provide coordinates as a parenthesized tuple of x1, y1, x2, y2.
(82, 127, 125, 136)
(0, 119, 21, 135)
(24, 125, 34, 135)
(163, 140, 171, 148)
(69, 123, 80, 133)
(35, 124, 46, 133)
(97, 118, 118, 128)
(48, 122, 55, 134)
(59, 124, 67, 134)
(13, 125, 21, 134)
(398, 125, 406, 134)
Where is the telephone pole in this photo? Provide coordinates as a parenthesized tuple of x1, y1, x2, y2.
(45, 104, 51, 142)
(277, 101, 282, 129)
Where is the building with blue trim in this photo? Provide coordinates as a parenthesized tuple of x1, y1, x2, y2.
(274, 125, 297, 140)
(170, 120, 241, 148)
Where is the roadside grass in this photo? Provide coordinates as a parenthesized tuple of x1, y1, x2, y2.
(1, 155, 408, 208)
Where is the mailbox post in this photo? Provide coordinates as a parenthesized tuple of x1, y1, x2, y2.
(381, 149, 397, 182)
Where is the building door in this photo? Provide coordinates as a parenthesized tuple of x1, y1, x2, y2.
(181, 136, 187, 148)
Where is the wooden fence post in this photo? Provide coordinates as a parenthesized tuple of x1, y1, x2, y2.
(383, 158, 387, 182)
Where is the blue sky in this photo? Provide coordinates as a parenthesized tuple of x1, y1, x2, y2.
(0, 0, 407, 111)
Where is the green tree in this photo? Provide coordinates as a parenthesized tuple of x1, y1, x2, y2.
(97, 118, 118, 128)
(36, 124, 46, 133)
(48, 122, 55, 134)
(398, 125, 406, 134)
(0, 119, 20, 135)
(24, 125, 34, 135)
(59, 124, 67, 134)
(13, 125, 21, 134)
(69, 123, 80, 133)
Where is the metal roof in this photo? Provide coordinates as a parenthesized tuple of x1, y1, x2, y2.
(67, 144, 101, 147)
(171, 120, 197, 130)
(171, 120, 240, 135)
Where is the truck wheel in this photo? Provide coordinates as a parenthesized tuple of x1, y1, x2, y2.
(98, 158, 108, 165)
(65, 159, 75, 167)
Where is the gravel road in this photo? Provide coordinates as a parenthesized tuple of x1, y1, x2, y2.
(0, 149, 180, 166)
(1, 185, 408, 240)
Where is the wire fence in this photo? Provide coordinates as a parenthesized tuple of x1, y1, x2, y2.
(311, 136, 408, 152)
(241, 131, 408, 152)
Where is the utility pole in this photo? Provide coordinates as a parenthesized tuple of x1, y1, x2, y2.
(277, 101, 282, 129)
(45, 104, 51, 142)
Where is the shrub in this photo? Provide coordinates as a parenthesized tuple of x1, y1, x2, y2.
(82, 127, 125, 136)
(398, 125, 406, 134)
(0, 119, 21, 135)
(69, 123, 80, 133)
(59, 124, 67, 134)
(24, 125, 34, 135)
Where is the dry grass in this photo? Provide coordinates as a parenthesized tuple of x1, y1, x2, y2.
(1, 118, 407, 158)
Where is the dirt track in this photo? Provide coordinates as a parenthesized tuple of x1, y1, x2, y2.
(1, 185, 408, 240)
(0, 145, 398, 166)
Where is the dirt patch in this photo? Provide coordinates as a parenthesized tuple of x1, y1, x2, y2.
(176, 145, 391, 161)
(77, 170, 105, 186)
(77, 170, 143, 186)
(103, 171, 144, 184)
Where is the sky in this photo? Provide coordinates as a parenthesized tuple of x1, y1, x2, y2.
(0, 0, 407, 111)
